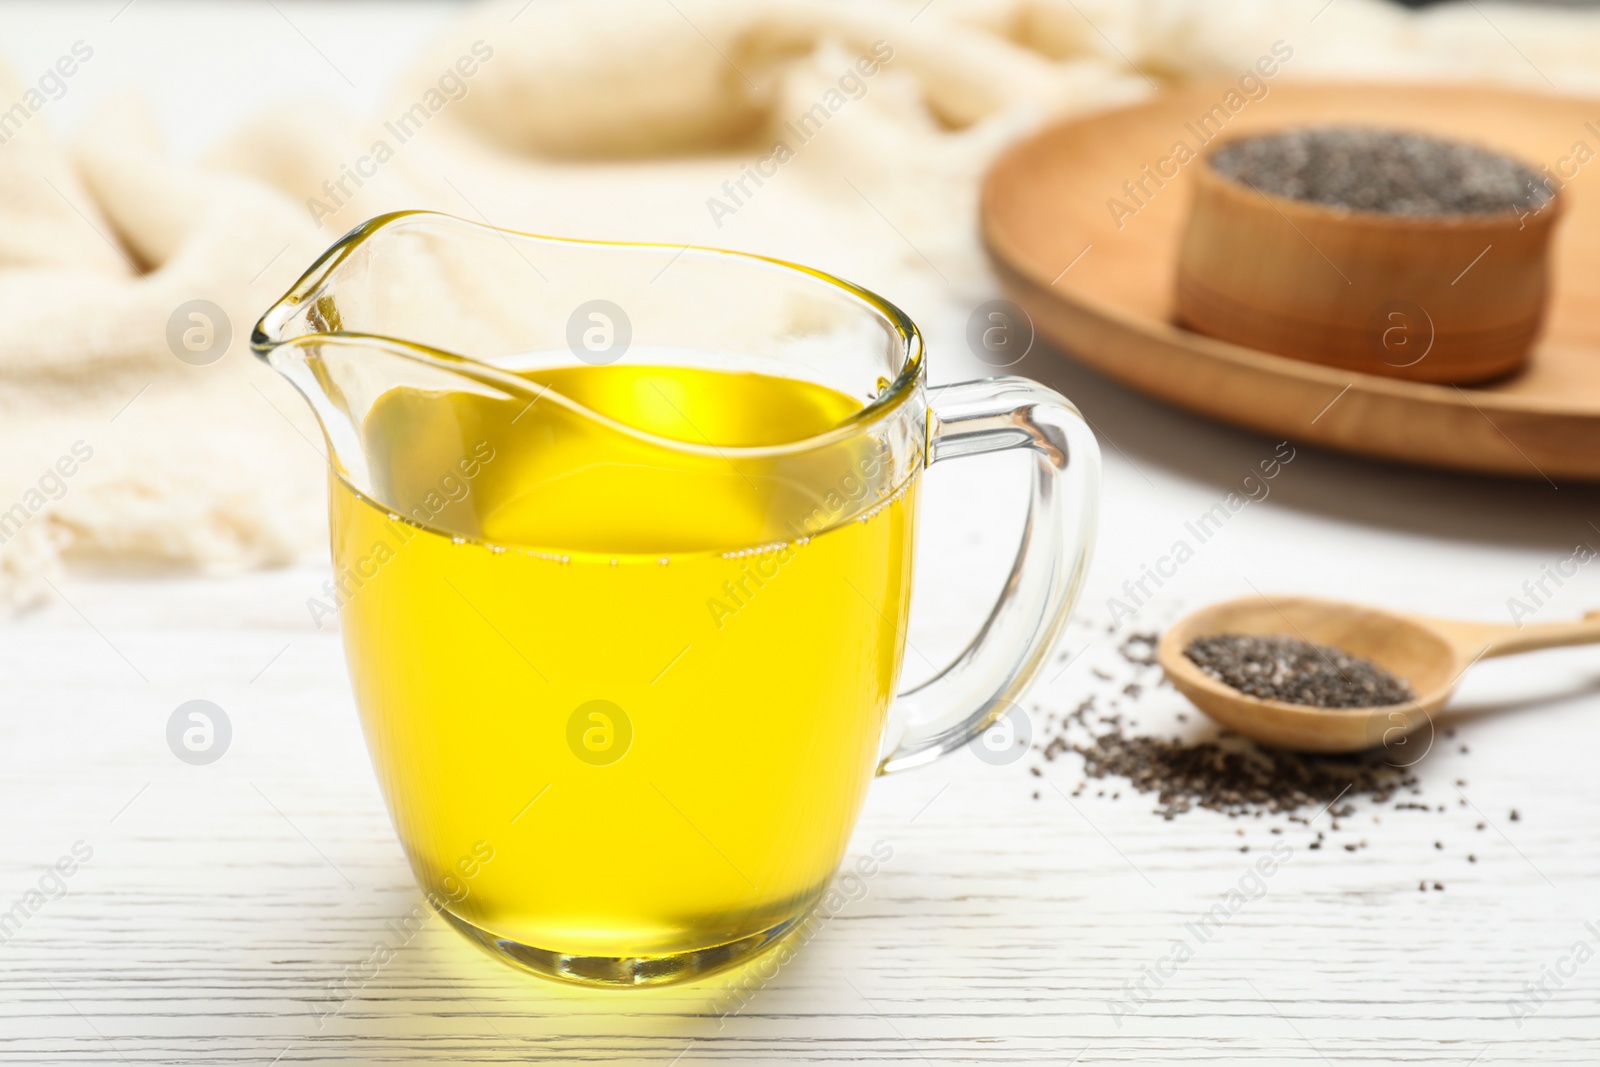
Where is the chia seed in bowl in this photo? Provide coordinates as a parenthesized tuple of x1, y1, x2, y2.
(1208, 126, 1552, 217)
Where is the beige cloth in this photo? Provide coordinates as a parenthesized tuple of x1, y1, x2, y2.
(1, 0, 1597, 602)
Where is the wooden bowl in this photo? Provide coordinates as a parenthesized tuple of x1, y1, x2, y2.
(1174, 135, 1564, 384)
(978, 82, 1600, 480)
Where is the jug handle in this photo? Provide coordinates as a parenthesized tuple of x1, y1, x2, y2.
(877, 377, 1101, 775)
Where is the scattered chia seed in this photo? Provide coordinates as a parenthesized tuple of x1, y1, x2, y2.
(1055, 702, 1415, 819)
(1040, 638, 1418, 819)
(1184, 633, 1415, 709)
(1031, 618, 1515, 894)
(1209, 127, 1551, 216)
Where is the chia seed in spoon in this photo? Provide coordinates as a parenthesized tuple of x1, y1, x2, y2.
(1209, 127, 1550, 216)
(1184, 633, 1415, 709)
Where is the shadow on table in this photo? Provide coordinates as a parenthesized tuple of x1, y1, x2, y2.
(1017, 340, 1600, 553)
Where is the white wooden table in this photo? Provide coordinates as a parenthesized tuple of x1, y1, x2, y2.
(9, 403, 1600, 1066)
(6, 2, 1600, 1063)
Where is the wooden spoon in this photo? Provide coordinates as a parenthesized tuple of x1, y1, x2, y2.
(1158, 595, 1600, 753)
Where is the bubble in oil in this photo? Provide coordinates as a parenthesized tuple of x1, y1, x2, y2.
(451, 536, 466, 545)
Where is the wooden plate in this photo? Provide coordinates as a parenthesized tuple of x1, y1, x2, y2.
(981, 81, 1600, 482)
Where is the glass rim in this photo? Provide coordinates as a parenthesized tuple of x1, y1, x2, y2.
(250, 210, 927, 459)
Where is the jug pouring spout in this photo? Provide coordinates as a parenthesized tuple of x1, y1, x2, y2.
(251, 210, 929, 553)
